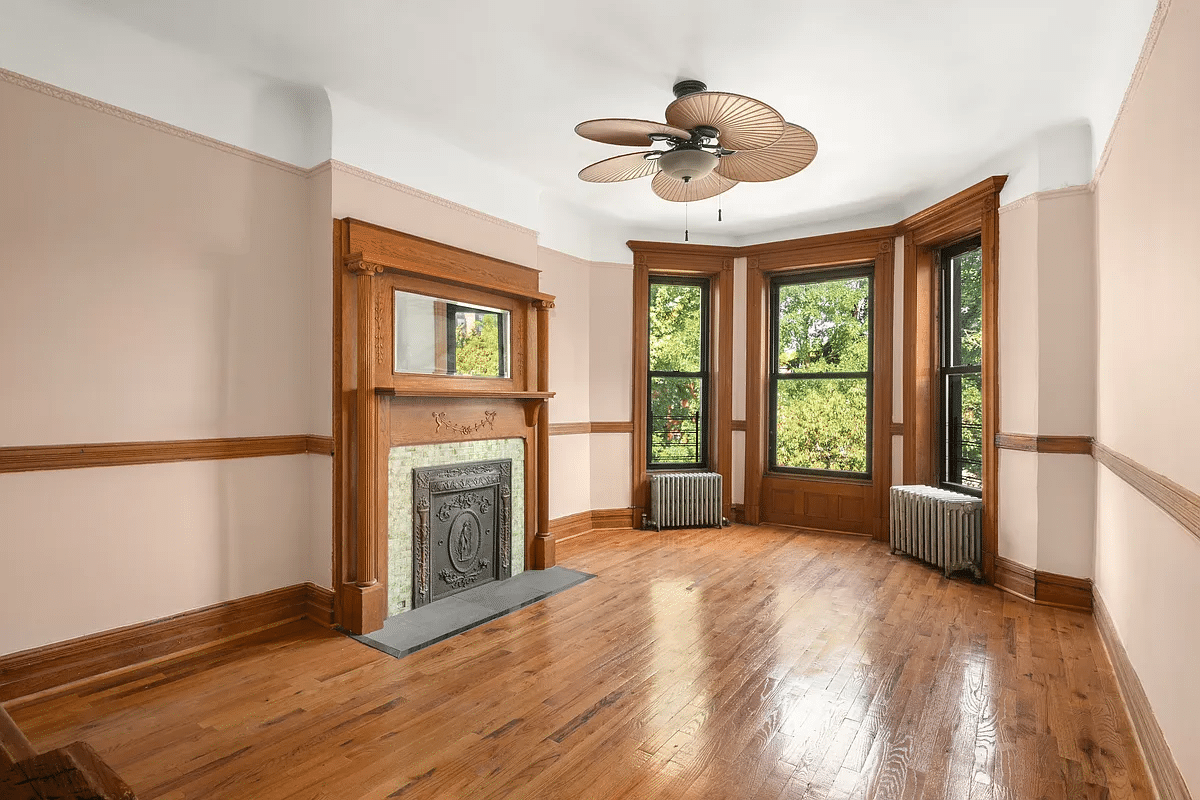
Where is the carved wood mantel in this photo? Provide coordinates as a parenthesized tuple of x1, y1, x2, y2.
(333, 219, 556, 635)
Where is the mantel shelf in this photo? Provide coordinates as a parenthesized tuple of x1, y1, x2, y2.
(374, 388, 555, 400)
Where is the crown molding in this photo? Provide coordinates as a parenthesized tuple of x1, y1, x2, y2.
(1093, 0, 1173, 186)
(998, 183, 1095, 215)
(625, 240, 740, 257)
(738, 224, 899, 258)
(535, 244, 630, 272)
(0, 66, 312, 177)
(327, 160, 539, 238)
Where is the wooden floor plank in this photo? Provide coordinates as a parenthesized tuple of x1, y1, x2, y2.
(8, 525, 1153, 800)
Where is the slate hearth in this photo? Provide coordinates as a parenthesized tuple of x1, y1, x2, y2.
(412, 458, 512, 608)
(349, 566, 594, 659)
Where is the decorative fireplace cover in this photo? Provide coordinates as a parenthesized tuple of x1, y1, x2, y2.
(412, 459, 512, 608)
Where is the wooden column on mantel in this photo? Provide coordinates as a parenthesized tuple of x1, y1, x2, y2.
(533, 299, 555, 569)
(333, 218, 556, 635)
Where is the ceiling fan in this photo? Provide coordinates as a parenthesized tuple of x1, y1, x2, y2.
(575, 79, 817, 203)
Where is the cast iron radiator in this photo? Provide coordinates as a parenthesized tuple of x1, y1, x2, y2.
(889, 485, 983, 578)
(644, 472, 728, 531)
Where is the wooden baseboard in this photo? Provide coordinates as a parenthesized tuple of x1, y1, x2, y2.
(0, 581, 334, 704)
(551, 508, 637, 543)
(1093, 591, 1193, 800)
(993, 556, 1092, 612)
(731, 504, 746, 524)
(1035, 570, 1093, 611)
(548, 510, 592, 539)
(304, 583, 336, 627)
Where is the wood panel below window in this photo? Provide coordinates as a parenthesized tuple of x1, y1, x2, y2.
(759, 474, 876, 536)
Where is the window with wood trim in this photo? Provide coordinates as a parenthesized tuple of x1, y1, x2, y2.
(647, 277, 709, 469)
(769, 265, 874, 478)
(939, 236, 983, 494)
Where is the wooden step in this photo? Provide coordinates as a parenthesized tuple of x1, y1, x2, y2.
(0, 706, 36, 765)
(0, 742, 136, 799)
(0, 706, 136, 798)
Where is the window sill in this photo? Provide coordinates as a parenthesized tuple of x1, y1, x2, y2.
(764, 470, 873, 486)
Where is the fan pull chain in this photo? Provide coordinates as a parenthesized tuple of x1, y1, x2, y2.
(718, 190, 723, 223)
(684, 199, 689, 242)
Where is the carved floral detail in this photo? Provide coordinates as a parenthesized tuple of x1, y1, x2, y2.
(375, 292, 389, 366)
(439, 559, 491, 590)
(433, 410, 497, 436)
(414, 495, 430, 598)
(436, 492, 492, 522)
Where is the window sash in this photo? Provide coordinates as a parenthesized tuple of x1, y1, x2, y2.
(768, 265, 874, 479)
(647, 277, 710, 469)
(939, 236, 983, 495)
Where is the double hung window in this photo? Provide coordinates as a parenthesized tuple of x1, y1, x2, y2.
(769, 266, 874, 478)
(647, 277, 709, 469)
(939, 237, 984, 494)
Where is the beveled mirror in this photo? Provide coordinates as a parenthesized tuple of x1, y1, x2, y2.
(393, 290, 511, 378)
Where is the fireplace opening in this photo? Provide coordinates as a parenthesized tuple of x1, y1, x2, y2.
(412, 459, 513, 608)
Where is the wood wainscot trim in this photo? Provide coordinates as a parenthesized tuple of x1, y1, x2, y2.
(0, 435, 330, 474)
(591, 421, 634, 434)
(305, 435, 334, 456)
(0, 583, 334, 704)
(900, 176, 1006, 582)
(994, 433, 1094, 454)
(628, 245, 735, 524)
(1093, 441, 1200, 542)
(1093, 591, 1193, 800)
(548, 421, 635, 436)
(743, 230, 895, 540)
(548, 422, 591, 436)
(551, 508, 638, 543)
(732, 420, 747, 433)
(993, 556, 1093, 612)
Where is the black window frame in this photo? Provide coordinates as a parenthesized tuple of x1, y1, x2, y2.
(647, 275, 710, 470)
(939, 235, 984, 497)
(768, 264, 875, 480)
(444, 301, 509, 378)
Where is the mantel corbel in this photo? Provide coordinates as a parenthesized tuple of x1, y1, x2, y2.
(344, 253, 385, 276)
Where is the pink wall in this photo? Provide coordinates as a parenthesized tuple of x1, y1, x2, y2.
(1093, 0, 1200, 790)
(0, 76, 329, 655)
(995, 188, 1098, 578)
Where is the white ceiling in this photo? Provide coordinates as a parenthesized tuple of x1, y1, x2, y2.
(11, 0, 1157, 239)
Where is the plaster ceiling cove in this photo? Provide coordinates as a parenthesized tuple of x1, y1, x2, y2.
(4, 0, 1159, 239)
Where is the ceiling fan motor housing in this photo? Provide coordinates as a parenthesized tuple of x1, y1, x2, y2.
(657, 147, 719, 182)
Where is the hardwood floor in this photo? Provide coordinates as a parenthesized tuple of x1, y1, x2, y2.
(9, 525, 1150, 799)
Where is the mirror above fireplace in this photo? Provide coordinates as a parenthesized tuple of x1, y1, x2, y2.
(394, 290, 511, 379)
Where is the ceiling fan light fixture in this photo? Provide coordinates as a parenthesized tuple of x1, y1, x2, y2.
(657, 148, 718, 182)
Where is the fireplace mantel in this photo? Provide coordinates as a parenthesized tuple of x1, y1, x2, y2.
(333, 218, 557, 634)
